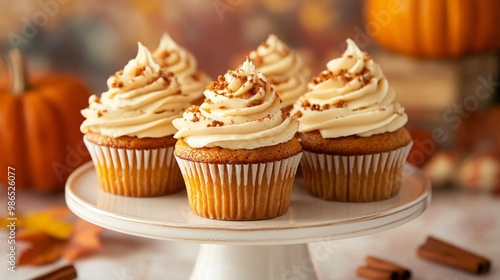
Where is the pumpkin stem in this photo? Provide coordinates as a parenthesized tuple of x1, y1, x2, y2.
(5, 49, 28, 94)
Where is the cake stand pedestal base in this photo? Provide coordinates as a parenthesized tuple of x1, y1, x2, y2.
(191, 243, 316, 280)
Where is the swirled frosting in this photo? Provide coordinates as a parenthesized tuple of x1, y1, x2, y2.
(249, 34, 310, 109)
(80, 42, 192, 138)
(292, 39, 408, 138)
(172, 60, 299, 149)
(153, 33, 211, 103)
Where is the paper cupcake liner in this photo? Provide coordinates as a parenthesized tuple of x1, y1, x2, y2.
(175, 153, 302, 221)
(84, 136, 184, 197)
(300, 143, 412, 202)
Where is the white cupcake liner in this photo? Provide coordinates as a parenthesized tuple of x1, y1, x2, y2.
(83, 136, 183, 197)
(175, 153, 302, 220)
(300, 142, 412, 202)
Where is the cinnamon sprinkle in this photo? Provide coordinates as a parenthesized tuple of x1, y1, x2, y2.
(311, 66, 373, 88)
(111, 78, 124, 88)
(207, 75, 229, 92)
(311, 70, 334, 85)
(248, 100, 263, 107)
(245, 84, 261, 98)
(334, 100, 345, 108)
(207, 120, 224, 127)
(135, 66, 146, 76)
(186, 105, 200, 113)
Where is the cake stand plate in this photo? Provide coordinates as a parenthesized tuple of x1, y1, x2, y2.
(66, 161, 430, 280)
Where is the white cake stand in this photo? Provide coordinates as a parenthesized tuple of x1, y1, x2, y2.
(66, 161, 430, 280)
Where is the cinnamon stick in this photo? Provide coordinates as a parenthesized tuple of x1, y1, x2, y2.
(424, 236, 490, 273)
(357, 266, 399, 280)
(417, 236, 491, 275)
(32, 264, 77, 280)
(365, 256, 411, 280)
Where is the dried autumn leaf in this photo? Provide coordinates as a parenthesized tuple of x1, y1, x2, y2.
(62, 219, 104, 261)
(21, 206, 75, 239)
(17, 232, 66, 266)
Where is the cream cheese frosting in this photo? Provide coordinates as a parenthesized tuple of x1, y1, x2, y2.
(172, 60, 299, 149)
(249, 34, 310, 109)
(153, 33, 211, 103)
(80, 42, 192, 138)
(292, 39, 408, 138)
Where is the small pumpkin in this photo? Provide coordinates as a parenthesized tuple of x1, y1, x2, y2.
(0, 49, 91, 193)
(364, 0, 500, 58)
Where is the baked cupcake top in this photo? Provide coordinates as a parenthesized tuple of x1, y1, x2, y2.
(292, 38, 408, 138)
(249, 34, 310, 109)
(172, 60, 299, 150)
(80, 42, 191, 138)
(153, 33, 211, 103)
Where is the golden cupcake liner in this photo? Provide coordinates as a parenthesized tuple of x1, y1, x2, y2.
(175, 153, 302, 221)
(84, 136, 184, 197)
(300, 143, 412, 202)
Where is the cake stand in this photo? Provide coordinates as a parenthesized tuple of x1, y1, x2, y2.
(65, 161, 431, 280)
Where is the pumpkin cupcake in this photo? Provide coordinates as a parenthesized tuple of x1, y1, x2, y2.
(172, 60, 302, 221)
(153, 33, 211, 105)
(248, 34, 310, 112)
(292, 39, 412, 202)
(80, 43, 192, 197)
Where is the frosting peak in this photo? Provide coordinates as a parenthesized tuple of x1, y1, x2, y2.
(249, 34, 310, 109)
(153, 33, 211, 103)
(81, 43, 192, 138)
(172, 60, 299, 150)
(293, 38, 408, 138)
(157, 32, 179, 50)
(240, 58, 256, 74)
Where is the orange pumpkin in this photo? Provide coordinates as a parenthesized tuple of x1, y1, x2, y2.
(0, 50, 91, 193)
(364, 0, 500, 58)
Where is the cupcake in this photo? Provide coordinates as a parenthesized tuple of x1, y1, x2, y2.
(292, 39, 412, 202)
(153, 33, 211, 105)
(80, 43, 192, 197)
(172, 60, 302, 221)
(248, 34, 311, 112)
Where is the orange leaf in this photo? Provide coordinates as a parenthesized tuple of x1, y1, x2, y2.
(62, 219, 104, 261)
(18, 232, 66, 266)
